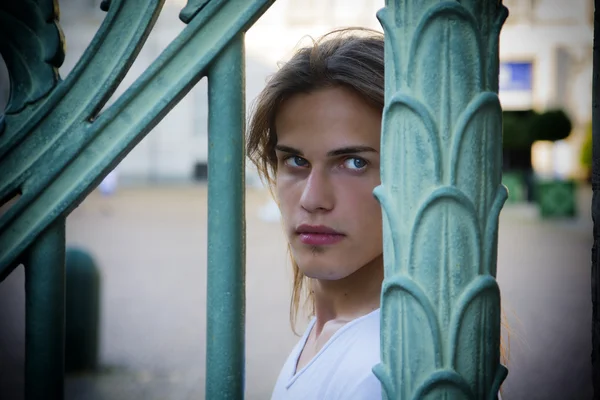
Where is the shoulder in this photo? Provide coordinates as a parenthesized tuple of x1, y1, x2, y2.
(323, 310, 382, 398)
(272, 311, 382, 400)
(341, 370, 382, 400)
(322, 362, 381, 400)
(342, 309, 381, 358)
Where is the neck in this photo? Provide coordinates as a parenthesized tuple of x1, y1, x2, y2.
(311, 254, 383, 333)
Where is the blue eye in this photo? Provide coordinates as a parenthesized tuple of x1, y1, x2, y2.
(284, 156, 309, 168)
(343, 157, 367, 170)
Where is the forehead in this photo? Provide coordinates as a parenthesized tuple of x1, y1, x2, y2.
(274, 86, 382, 151)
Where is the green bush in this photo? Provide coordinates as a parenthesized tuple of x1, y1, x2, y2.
(502, 110, 537, 150)
(580, 121, 592, 171)
(501, 108, 573, 155)
(529, 109, 572, 142)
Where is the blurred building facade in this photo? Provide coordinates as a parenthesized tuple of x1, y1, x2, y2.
(4, 0, 595, 183)
(499, 0, 593, 178)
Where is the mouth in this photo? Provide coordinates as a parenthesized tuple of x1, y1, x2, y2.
(295, 224, 345, 246)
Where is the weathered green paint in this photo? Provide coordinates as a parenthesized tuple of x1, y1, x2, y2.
(24, 219, 66, 400)
(0, 1, 64, 117)
(0, 1, 274, 398)
(205, 34, 246, 400)
(374, 1, 508, 398)
(0, 0, 515, 398)
(0, 0, 166, 279)
(0, 0, 275, 280)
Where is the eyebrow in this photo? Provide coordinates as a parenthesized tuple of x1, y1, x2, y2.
(274, 145, 378, 157)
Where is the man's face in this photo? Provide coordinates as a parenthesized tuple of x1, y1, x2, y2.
(274, 86, 383, 281)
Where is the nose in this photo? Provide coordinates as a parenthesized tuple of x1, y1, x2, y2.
(299, 169, 334, 213)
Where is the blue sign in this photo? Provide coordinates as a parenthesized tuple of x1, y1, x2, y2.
(499, 62, 533, 91)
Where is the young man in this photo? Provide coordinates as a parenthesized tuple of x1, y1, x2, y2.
(247, 29, 385, 399)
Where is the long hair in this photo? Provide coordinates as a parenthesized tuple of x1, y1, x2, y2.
(246, 28, 509, 369)
(246, 28, 385, 333)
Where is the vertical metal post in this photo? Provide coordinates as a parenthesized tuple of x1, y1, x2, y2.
(591, 0, 599, 397)
(205, 34, 246, 399)
(24, 219, 66, 400)
(375, 1, 508, 398)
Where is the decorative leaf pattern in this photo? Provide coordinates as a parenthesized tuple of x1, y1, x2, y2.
(375, 1, 509, 398)
(0, 0, 65, 115)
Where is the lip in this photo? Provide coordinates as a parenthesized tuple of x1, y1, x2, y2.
(296, 224, 342, 234)
(296, 224, 345, 246)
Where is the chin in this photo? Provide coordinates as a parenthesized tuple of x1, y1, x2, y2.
(297, 261, 357, 281)
(291, 245, 364, 279)
(302, 270, 349, 281)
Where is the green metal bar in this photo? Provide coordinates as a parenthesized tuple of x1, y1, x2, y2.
(0, 0, 275, 279)
(205, 34, 246, 399)
(374, 1, 508, 398)
(24, 219, 66, 400)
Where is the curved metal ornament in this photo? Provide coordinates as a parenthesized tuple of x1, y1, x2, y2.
(0, 0, 65, 116)
(374, 1, 509, 398)
(0, 0, 275, 278)
(0, 0, 65, 138)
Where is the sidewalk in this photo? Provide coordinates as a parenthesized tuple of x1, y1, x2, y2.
(0, 184, 593, 399)
(64, 186, 295, 399)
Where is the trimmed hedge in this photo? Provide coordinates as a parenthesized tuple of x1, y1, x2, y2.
(503, 109, 572, 151)
(502, 110, 537, 150)
(529, 109, 572, 142)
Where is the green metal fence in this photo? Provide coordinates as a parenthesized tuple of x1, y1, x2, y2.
(375, 2, 508, 397)
(0, 0, 510, 398)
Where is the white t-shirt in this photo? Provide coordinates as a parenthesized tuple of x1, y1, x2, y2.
(271, 309, 382, 400)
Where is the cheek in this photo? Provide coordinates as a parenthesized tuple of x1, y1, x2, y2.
(338, 180, 383, 237)
(275, 177, 299, 225)
(360, 199, 383, 244)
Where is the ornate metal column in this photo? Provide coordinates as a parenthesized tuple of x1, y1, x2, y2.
(375, 1, 509, 398)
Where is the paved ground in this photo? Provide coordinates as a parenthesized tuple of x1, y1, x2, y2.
(0, 184, 594, 399)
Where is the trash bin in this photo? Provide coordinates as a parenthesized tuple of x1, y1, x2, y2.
(65, 248, 101, 372)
